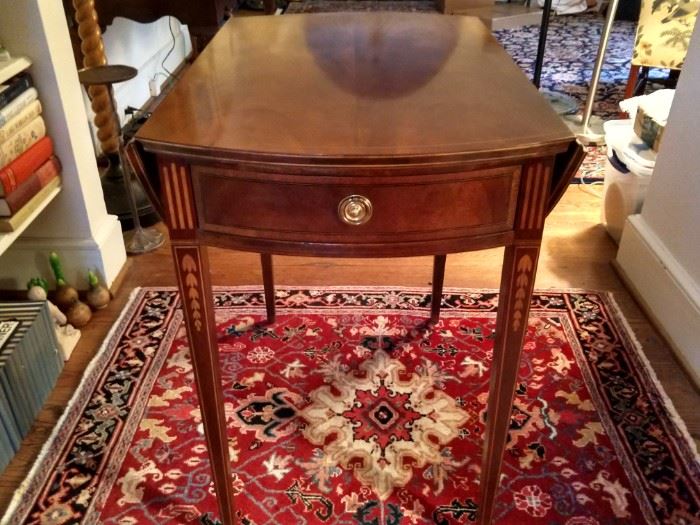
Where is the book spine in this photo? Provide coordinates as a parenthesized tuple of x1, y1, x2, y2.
(0, 408, 19, 472)
(11, 328, 42, 432)
(34, 304, 61, 381)
(0, 176, 61, 232)
(0, 87, 38, 127)
(0, 116, 46, 168)
(0, 99, 42, 143)
(36, 303, 63, 393)
(0, 157, 59, 216)
(36, 155, 61, 184)
(0, 352, 33, 436)
(38, 302, 64, 375)
(18, 322, 43, 421)
(24, 314, 50, 415)
(0, 303, 54, 439)
(0, 368, 23, 450)
(0, 136, 53, 196)
(0, 375, 23, 465)
(0, 72, 33, 110)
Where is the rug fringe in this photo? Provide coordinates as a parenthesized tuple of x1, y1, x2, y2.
(0, 287, 146, 525)
(603, 291, 700, 462)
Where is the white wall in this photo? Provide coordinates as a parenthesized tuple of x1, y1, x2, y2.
(616, 26, 700, 385)
(0, 0, 126, 289)
(636, 46, 700, 283)
(0, 8, 192, 289)
(91, 17, 191, 143)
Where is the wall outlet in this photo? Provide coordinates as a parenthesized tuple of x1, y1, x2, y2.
(149, 78, 160, 97)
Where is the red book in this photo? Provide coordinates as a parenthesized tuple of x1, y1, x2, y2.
(0, 156, 61, 216)
(0, 136, 53, 197)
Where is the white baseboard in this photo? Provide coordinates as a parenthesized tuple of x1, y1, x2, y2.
(0, 215, 127, 290)
(615, 214, 700, 388)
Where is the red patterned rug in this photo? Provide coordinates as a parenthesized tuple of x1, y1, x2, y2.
(3, 287, 699, 525)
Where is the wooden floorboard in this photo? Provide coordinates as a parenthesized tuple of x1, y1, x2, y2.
(1, 185, 698, 513)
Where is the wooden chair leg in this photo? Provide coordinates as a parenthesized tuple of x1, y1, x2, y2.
(624, 64, 640, 99)
(431, 255, 447, 324)
(619, 64, 646, 119)
(634, 67, 650, 97)
(621, 64, 641, 117)
(260, 253, 275, 323)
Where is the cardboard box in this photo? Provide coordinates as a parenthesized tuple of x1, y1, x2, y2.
(634, 106, 665, 152)
(451, 3, 542, 30)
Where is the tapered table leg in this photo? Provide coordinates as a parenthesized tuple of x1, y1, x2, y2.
(261, 253, 275, 323)
(431, 254, 446, 324)
(478, 243, 541, 524)
(172, 244, 237, 525)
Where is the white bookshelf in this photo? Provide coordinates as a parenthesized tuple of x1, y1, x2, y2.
(0, 56, 31, 85)
(0, 55, 64, 259)
(0, 185, 61, 257)
(0, 1, 126, 289)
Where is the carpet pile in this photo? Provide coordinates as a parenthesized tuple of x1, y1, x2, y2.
(2, 287, 698, 524)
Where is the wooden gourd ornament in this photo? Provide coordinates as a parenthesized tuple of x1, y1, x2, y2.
(66, 300, 92, 328)
(86, 270, 110, 310)
(49, 252, 92, 327)
(49, 252, 78, 311)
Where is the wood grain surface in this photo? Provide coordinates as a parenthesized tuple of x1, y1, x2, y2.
(137, 13, 573, 162)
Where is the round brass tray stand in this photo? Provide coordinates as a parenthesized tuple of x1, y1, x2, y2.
(78, 64, 164, 254)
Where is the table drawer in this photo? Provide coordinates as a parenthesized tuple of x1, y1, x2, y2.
(191, 165, 520, 244)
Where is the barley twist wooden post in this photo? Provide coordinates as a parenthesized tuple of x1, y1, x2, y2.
(72, 0, 120, 155)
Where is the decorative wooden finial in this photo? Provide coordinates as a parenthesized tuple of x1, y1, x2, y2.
(72, 0, 120, 155)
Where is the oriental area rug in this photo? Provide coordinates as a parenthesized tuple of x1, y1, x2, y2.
(3, 287, 699, 525)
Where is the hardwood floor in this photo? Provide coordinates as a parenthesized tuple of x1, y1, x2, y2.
(1, 185, 698, 514)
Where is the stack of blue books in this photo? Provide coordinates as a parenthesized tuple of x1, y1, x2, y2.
(0, 301, 63, 473)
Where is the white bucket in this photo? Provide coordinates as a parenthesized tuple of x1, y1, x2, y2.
(601, 120, 656, 243)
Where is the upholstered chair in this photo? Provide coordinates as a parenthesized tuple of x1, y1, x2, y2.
(625, 0, 698, 97)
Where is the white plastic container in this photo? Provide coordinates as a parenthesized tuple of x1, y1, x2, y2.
(601, 120, 656, 243)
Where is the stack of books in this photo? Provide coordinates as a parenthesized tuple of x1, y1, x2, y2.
(0, 302, 63, 472)
(0, 69, 62, 233)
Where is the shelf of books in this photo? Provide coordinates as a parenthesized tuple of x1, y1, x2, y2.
(0, 55, 62, 257)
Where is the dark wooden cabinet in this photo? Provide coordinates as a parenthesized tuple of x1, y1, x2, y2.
(63, 0, 241, 56)
(94, 0, 235, 44)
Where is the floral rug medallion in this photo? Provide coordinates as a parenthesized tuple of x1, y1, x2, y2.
(302, 347, 470, 500)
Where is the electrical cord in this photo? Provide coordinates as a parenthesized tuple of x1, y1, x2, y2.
(577, 153, 606, 199)
(577, 178, 604, 198)
(160, 16, 177, 77)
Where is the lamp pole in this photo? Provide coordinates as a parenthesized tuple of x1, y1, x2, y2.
(564, 0, 622, 144)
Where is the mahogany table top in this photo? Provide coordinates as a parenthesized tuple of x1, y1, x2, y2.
(137, 12, 574, 164)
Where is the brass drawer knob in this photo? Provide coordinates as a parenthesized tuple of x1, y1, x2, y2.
(338, 194, 372, 225)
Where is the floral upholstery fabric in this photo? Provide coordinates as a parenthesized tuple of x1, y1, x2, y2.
(633, 0, 698, 69)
